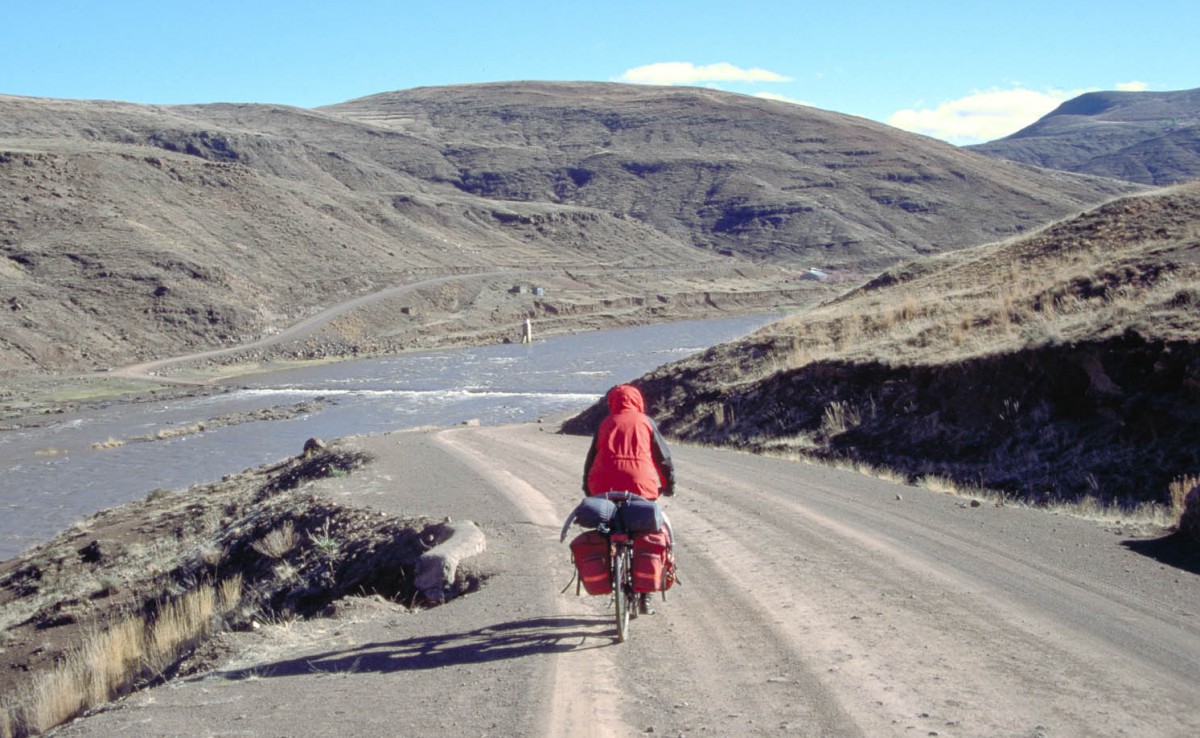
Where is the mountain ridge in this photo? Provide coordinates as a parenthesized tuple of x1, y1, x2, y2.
(970, 86, 1200, 186)
(1, 82, 1139, 379)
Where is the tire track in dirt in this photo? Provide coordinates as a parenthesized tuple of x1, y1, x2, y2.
(109, 270, 513, 384)
(40, 424, 1200, 737)
(693, 451, 1200, 682)
(430, 426, 1200, 736)
(669, 471, 1053, 736)
(444, 427, 868, 735)
(433, 427, 628, 738)
(672, 450, 1200, 736)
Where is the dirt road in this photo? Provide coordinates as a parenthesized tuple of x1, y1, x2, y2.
(107, 270, 515, 384)
(57, 423, 1200, 737)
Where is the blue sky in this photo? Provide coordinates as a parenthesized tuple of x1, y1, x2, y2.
(2, 0, 1196, 145)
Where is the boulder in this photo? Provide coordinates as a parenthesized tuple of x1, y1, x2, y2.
(414, 521, 486, 602)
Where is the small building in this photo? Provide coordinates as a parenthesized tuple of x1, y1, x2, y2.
(510, 284, 546, 296)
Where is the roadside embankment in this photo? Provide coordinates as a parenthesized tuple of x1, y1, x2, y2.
(0, 438, 484, 737)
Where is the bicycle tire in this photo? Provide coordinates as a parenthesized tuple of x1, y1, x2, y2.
(624, 546, 639, 621)
(613, 546, 632, 642)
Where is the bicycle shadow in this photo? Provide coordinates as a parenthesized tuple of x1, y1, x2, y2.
(215, 615, 615, 680)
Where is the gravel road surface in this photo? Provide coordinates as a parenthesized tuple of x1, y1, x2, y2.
(55, 423, 1200, 738)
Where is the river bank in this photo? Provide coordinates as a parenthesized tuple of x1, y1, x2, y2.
(1, 314, 783, 559)
(0, 434, 468, 736)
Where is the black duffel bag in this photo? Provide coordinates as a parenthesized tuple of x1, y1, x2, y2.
(619, 496, 663, 534)
(572, 496, 618, 533)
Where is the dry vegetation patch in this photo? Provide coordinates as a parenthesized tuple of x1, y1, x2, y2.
(0, 442, 463, 737)
(567, 184, 1200, 524)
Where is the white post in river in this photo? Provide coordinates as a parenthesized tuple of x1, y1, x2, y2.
(522, 318, 532, 344)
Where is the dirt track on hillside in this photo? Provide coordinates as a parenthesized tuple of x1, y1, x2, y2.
(105, 270, 516, 385)
(55, 424, 1200, 738)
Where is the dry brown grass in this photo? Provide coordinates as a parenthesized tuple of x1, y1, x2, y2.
(820, 400, 861, 437)
(129, 422, 206, 443)
(915, 473, 1179, 528)
(734, 184, 1200, 381)
(0, 576, 243, 737)
(147, 586, 217, 673)
(82, 617, 145, 706)
(252, 521, 297, 560)
(1169, 475, 1199, 521)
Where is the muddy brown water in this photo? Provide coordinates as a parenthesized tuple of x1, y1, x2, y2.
(0, 315, 776, 558)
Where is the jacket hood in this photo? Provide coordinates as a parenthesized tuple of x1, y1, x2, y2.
(606, 384, 645, 415)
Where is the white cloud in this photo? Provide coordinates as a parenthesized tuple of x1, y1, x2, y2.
(618, 62, 792, 86)
(887, 87, 1088, 145)
(1117, 80, 1148, 91)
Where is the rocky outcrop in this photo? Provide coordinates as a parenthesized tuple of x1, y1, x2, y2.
(414, 520, 487, 602)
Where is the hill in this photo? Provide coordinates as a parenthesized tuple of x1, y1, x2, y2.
(325, 82, 1136, 264)
(564, 182, 1200, 508)
(970, 87, 1200, 186)
(1, 83, 1137, 380)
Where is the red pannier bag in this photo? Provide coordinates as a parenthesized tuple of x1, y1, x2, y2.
(570, 531, 611, 595)
(632, 526, 675, 593)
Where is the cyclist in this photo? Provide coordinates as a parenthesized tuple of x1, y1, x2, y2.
(582, 383, 675, 614)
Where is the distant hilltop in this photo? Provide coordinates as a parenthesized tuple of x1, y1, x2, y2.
(970, 87, 1200, 186)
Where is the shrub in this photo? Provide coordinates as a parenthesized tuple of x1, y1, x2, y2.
(251, 521, 296, 560)
(2, 577, 243, 737)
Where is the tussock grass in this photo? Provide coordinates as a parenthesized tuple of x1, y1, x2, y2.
(147, 586, 217, 673)
(820, 400, 860, 437)
(1169, 475, 1199, 524)
(1169, 475, 1198, 516)
(252, 521, 297, 560)
(773, 450, 1181, 529)
(736, 185, 1200, 376)
(911, 470, 1178, 528)
(916, 473, 1179, 528)
(82, 617, 145, 705)
(0, 576, 242, 737)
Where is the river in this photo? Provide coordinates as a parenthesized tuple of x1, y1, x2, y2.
(0, 315, 776, 558)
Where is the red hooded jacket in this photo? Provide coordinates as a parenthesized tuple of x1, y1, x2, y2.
(583, 384, 675, 500)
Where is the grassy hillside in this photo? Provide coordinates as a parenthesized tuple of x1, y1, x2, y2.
(566, 183, 1200, 508)
(1, 84, 1138, 377)
(328, 82, 1138, 265)
(970, 87, 1200, 186)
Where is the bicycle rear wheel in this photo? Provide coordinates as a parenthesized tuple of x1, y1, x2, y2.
(613, 547, 634, 642)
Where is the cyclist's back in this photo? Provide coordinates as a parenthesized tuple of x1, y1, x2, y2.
(582, 384, 675, 500)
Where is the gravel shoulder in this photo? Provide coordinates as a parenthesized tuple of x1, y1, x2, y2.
(51, 423, 1200, 738)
